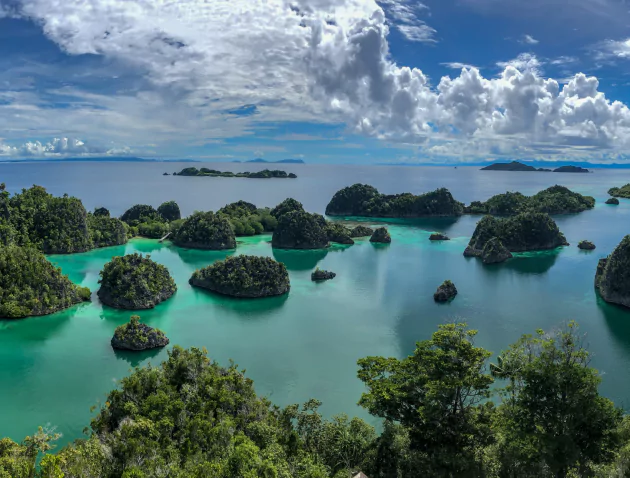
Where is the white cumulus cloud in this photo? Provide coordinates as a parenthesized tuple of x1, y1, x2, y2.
(0, 137, 131, 157)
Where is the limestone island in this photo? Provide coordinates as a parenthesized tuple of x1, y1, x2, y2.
(270, 198, 305, 219)
(174, 167, 297, 179)
(429, 233, 450, 241)
(595, 235, 630, 308)
(434, 280, 457, 302)
(481, 237, 513, 264)
(350, 225, 374, 237)
(0, 245, 91, 318)
(190, 255, 290, 298)
(606, 198, 620, 205)
(88, 213, 128, 248)
(311, 269, 336, 281)
(272, 211, 330, 249)
(119, 202, 181, 240)
(218, 200, 280, 237)
(465, 186, 595, 216)
(172, 211, 236, 250)
(608, 184, 630, 199)
(464, 213, 568, 260)
(111, 315, 169, 351)
(98, 253, 177, 310)
(578, 240, 596, 250)
(325, 184, 464, 218)
(480, 161, 589, 173)
(370, 227, 392, 244)
(326, 222, 355, 245)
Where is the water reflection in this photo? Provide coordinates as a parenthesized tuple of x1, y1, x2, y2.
(470, 249, 562, 276)
(113, 346, 165, 368)
(272, 248, 329, 271)
(597, 296, 630, 354)
(193, 288, 290, 318)
(169, 244, 235, 268)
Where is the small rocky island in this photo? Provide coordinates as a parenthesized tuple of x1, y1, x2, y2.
(595, 235, 630, 308)
(481, 237, 513, 264)
(111, 315, 169, 351)
(578, 240, 596, 250)
(434, 280, 457, 302)
(481, 161, 589, 173)
(272, 211, 330, 249)
(88, 213, 128, 248)
(464, 213, 568, 258)
(172, 211, 236, 250)
(174, 167, 297, 179)
(98, 253, 177, 310)
(270, 198, 305, 219)
(350, 225, 374, 237)
(465, 186, 595, 216)
(606, 197, 620, 205)
(608, 184, 630, 199)
(190, 255, 290, 298)
(326, 223, 354, 245)
(370, 227, 392, 244)
(325, 184, 464, 217)
(0, 245, 91, 318)
(429, 233, 450, 241)
(311, 269, 336, 281)
(553, 165, 590, 173)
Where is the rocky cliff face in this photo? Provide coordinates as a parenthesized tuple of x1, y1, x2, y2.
(370, 227, 391, 244)
(434, 280, 457, 302)
(481, 237, 513, 264)
(111, 316, 170, 351)
(595, 236, 630, 308)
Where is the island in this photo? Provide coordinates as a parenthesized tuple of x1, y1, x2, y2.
(271, 211, 330, 249)
(174, 167, 297, 179)
(245, 158, 305, 164)
(172, 211, 236, 250)
(111, 315, 170, 351)
(98, 253, 177, 310)
(606, 198, 620, 205)
(326, 223, 354, 245)
(218, 201, 277, 236)
(480, 161, 589, 173)
(325, 184, 464, 217)
(429, 233, 450, 241)
(157, 201, 181, 221)
(270, 198, 305, 219)
(311, 269, 336, 281)
(434, 280, 457, 302)
(595, 235, 630, 308)
(578, 240, 596, 250)
(350, 225, 374, 237)
(481, 237, 513, 264)
(87, 214, 128, 248)
(190, 255, 290, 298)
(119, 204, 169, 239)
(464, 213, 568, 258)
(608, 184, 630, 198)
(370, 227, 392, 244)
(465, 186, 595, 215)
(0, 245, 91, 318)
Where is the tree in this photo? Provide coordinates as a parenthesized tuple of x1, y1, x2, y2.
(495, 322, 623, 478)
(357, 323, 495, 476)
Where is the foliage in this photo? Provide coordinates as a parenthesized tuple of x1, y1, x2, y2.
(190, 255, 290, 297)
(370, 227, 391, 243)
(272, 211, 330, 249)
(111, 315, 169, 351)
(172, 211, 236, 250)
(595, 235, 630, 307)
(358, 323, 495, 475)
(93, 207, 110, 217)
(609, 184, 630, 198)
(158, 201, 181, 221)
(174, 167, 297, 179)
(120, 204, 164, 227)
(87, 214, 128, 248)
(137, 220, 170, 239)
(0, 245, 91, 318)
(350, 225, 374, 238)
(466, 186, 595, 215)
(271, 198, 305, 219)
(325, 222, 354, 245)
(218, 201, 277, 236)
(326, 183, 465, 217)
(98, 253, 177, 310)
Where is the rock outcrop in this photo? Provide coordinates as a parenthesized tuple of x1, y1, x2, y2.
(434, 280, 457, 302)
(326, 223, 355, 245)
(350, 225, 374, 237)
(429, 233, 450, 241)
(578, 240, 596, 250)
(311, 269, 336, 281)
(111, 315, 169, 351)
(595, 235, 630, 308)
(606, 198, 620, 205)
(370, 227, 391, 244)
(481, 237, 513, 264)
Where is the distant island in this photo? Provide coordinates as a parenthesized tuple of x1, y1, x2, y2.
(481, 161, 590, 173)
(232, 158, 305, 164)
(173, 167, 297, 179)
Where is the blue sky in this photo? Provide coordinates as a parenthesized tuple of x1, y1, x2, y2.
(1, 0, 630, 164)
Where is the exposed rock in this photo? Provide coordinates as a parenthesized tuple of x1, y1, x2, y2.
(370, 227, 391, 244)
(578, 240, 596, 250)
(434, 280, 457, 302)
(111, 315, 169, 351)
(481, 237, 513, 264)
(595, 235, 630, 308)
(272, 211, 330, 249)
(606, 197, 620, 205)
(350, 225, 374, 237)
(311, 269, 336, 281)
(190, 255, 290, 298)
(429, 233, 450, 241)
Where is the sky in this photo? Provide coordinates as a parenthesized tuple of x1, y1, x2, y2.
(2, 0, 630, 164)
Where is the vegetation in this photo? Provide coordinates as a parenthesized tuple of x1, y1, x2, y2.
(218, 201, 278, 236)
(172, 211, 236, 250)
(0, 245, 91, 318)
(481, 237, 513, 264)
(370, 227, 391, 244)
(606, 197, 620, 205)
(98, 253, 177, 310)
(595, 235, 630, 308)
(326, 183, 465, 217)
(578, 240, 596, 250)
(481, 160, 544, 171)
(120, 204, 163, 225)
(325, 222, 354, 245)
(429, 233, 450, 241)
(174, 167, 297, 178)
(311, 268, 336, 281)
(87, 214, 128, 248)
(350, 225, 373, 237)
(157, 200, 181, 222)
(190, 255, 290, 298)
(465, 212, 568, 256)
(272, 211, 330, 249)
(271, 198, 305, 219)
(2, 322, 629, 477)
(111, 315, 169, 351)
(433, 279, 457, 302)
(609, 184, 630, 198)
(466, 186, 595, 215)
(93, 207, 110, 217)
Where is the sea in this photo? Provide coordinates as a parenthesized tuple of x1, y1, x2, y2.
(2, 161, 630, 447)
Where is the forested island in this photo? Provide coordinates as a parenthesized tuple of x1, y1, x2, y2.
(174, 167, 297, 179)
(481, 161, 590, 173)
(111, 315, 169, 351)
(608, 184, 630, 198)
(596, 235, 630, 308)
(3, 321, 629, 478)
(190, 255, 290, 298)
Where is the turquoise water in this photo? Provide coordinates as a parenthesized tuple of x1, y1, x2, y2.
(3, 163, 630, 446)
